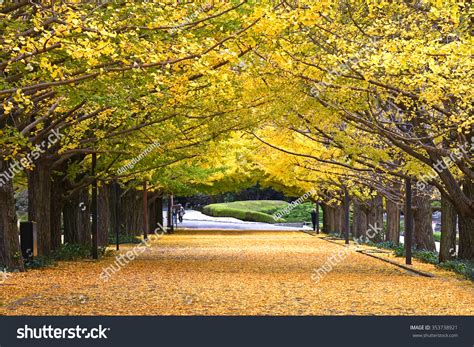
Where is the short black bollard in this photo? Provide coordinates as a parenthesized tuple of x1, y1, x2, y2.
(20, 221, 37, 260)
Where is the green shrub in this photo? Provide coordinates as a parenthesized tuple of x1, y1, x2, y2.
(202, 200, 322, 223)
(283, 202, 318, 223)
(202, 205, 279, 223)
(243, 210, 279, 223)
(390, 247, 438, 264)
(24, 255, 55, 269)
(438, 260, 474, 280)
(371, 241, 396, 249)
(393, 245, 405, 257)
(24, 243, 109, 269)
(414, 250, 438, 265)
(52, 243, 92, 261)
(108, 233, 142, 245)
(366, 241, 473, 281)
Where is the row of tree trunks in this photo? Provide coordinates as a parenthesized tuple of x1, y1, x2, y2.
(413, 124, 473, 259)
(320, 186, 463, 260)
(1, 154, 163, 265)
(0, 158, 24, 270)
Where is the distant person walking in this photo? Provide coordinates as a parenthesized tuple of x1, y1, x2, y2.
(172, 204, 181, 227)
(310, 208, 318, 232)
(178, 205, 185, 223)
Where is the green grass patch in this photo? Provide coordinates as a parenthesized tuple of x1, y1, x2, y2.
(206, 200, 288, 214)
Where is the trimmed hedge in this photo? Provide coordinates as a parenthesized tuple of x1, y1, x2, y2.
(202, 200, 320, 223)
(202, 204, 281, 223)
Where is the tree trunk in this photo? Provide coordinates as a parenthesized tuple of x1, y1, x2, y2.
(156, 195, 164, 228)
(327, 206, 336, 233)
(109, 182, 121, 242)
(413, 190, 436, 252)
(98, 185, 110, 247)
(352, 199, 361, 238)
(148, 193, 164, 233)
(322, 204, 328, 233)
(343, 195, 350, 237)
(352, 199, 366, 239)
(386, 198, 400, 245)
(334, 204, 344, 235)
(0, 158, 24, 270)
(458, 179, 474, 260)
(148, 196, 157, 234)
(352, 200, 370, 240)
(359, 205, 369, 240)
(28, 158, 52, 255)
(458, 215, 474, 260)
(50, 172, 65, 251)
(367, 194, 384, 242)
(324, 205, 331, 233)
(439, 193, 457, 262)
(63, 187, 91, 246)
(121, 189, 143, 236)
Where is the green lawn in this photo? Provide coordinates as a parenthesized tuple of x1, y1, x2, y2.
(202, 200, 319, 223)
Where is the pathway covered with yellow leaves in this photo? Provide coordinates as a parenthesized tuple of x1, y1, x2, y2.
(1, 230, 473, 315)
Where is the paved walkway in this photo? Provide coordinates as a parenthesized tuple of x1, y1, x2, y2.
(170, 211, 446, 252)
(1, 230, 472, 315)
